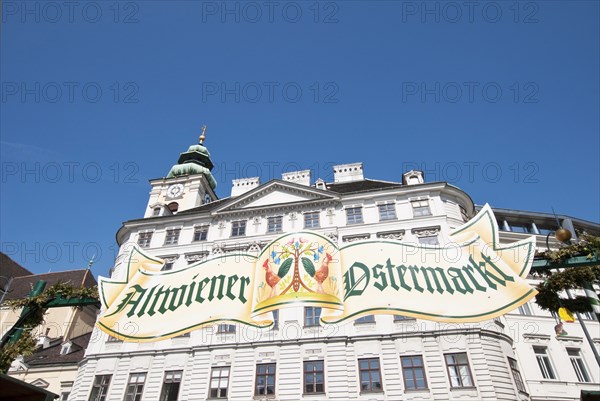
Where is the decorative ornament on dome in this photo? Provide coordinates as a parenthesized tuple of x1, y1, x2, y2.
(199, 125, 207, 144)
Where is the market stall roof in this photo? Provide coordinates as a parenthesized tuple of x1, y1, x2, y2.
(581, 390, 600, 401)
(0, 374, 57, 401)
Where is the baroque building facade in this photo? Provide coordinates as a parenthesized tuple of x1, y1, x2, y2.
(69, 136, 599, 401)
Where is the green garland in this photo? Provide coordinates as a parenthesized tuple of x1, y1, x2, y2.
(536, 234, 600, 263)
(0, 282, 99, 373)
(3, 282, 98, 309)
(535, 265, 600, 313)
(0, 333, 37, 373)
(534, 234, 600, 314)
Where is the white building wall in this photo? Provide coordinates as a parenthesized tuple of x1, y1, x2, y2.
(75, 325, 522, 401)
(75, 174, 599, 401)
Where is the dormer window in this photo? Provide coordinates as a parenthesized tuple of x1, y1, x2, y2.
(152, 207, 161, 216)
(60, 342, 72, 355)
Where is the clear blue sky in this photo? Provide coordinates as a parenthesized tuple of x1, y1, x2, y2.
(1, 1, 599, 278)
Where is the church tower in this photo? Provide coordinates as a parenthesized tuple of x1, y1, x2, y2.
(143, 126, 218, 218)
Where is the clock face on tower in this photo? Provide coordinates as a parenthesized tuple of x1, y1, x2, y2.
(166, 184, 184, 199)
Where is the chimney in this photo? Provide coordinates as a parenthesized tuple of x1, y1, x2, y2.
(402, 170, 424, 185)
(315, 178, 326, 190)
(37, 335, 51, 349)
(231, 177, 260, 197)
(333, 162, 364, 183)
(282, 170, 311, 186)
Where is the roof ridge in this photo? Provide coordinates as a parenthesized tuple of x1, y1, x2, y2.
(12, 269, 89, 279)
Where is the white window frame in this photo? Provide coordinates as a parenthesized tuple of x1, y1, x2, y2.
(304, 307, 321, 327)
(164, 228, 181, 246)
(209, 366, 230, 399)
(88, 375, 111, 401)
(533, 346, 557, 380)
(508, 357, 527, 393)
(411, 199, 432, 217)
(159, 371, 182, 401)
(193, 225, 209, 242)
(444, 353, 474, 388)
(418, 235, 439, 246)
(518, 303, 533, 315)
(123, 372, 146, 401)
(60, 342, 71, 355)
(231, 220, 247, 237)
(217, 323, 236, 333)
(304, 211, 320, 229)
(346, 206, 363, 225)
(567, 348, 591, 382)
(267, 216, 283, 233)
(377, 202, 396, 221)
(137, 231, 153, 248)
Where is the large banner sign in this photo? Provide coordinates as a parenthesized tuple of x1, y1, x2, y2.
(97, 205, 537, 341)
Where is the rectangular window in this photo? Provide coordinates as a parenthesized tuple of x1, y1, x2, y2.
(231, 220, 246, 237)
(304, 307, 321, 327)
(533, 346, 556, 380)
(217, 324, 236, 333)
(401, 355, 428, 390)
(88, 375, 112, 401)
(161, 262, 174, 271)
(255, 363, 276, 396)
(581, 311, 596, 320)
(355, 315, 375, 324)
(378, 203, 396, 221)
(507, 358, 526, 393)
(445, 353, 474, 388)
(511, 224, 531, 233)
(418, 236, 439, 246)
(272, 310, 279, 330)
(137, 232, 152, 248)
(346, 207, 363, 225)
(60, 393, 70, 401)
(159, 371, 182, 401)
(153, 208, 161, 216)
(164, 229, 181, 245)
(106, 334, 122, 343)
(394, 315, 412, 321)
(209, 366, 230, 399)
(304, 212, 320, 229)
(267, 216, 283, 233)
(567, 349, 591, 382)
(193, 225, 209, 242)
(123, 373, 146, 401)
(518, 303, 533, 315)
(358, 358, 382, 393)
(411, 200, 431, 217)
(304, 360, 325, 394)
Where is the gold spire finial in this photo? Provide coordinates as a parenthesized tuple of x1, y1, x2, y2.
(199, 125, 207, 144)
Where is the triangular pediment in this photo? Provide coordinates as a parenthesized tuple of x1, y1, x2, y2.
(31, 378, 50, 388)
(214, 180, 339, 213)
